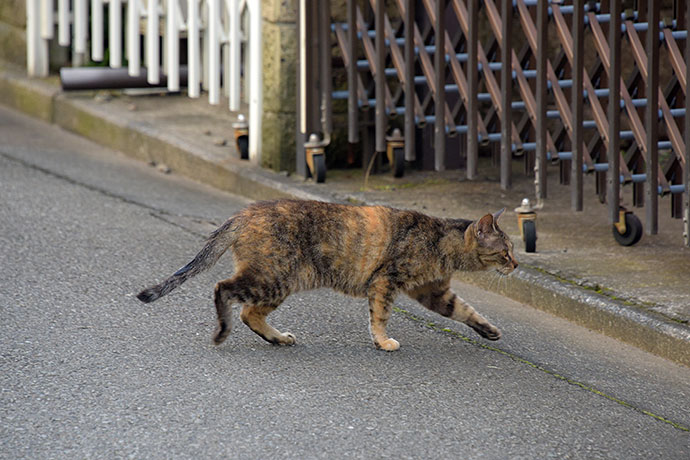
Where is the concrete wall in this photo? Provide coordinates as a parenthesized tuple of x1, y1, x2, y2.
(0, 0, 26, 67)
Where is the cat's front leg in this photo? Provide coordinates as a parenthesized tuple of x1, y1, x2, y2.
(408, 281, 501, 341)
(367, 279, 400, 351)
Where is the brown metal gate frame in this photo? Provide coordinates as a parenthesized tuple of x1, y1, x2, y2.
(303, 0, 690, 246)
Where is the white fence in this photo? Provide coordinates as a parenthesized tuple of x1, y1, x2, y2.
(26, 0, 262, 163)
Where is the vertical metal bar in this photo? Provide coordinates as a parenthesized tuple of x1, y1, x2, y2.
(319, 0, 332, 138)
(74, 0, 88, 55)
(127, 0, 141, 76)
(27, 0, 48, 77)
(536, 0, 548, 201)
(608, 0, 622, 223)
(41, 0, 55, 39)
(685, 0, 690, 246)
(110, 0, 122, 67)
(434, 0, 446, 171)
(375, 0, 386, 155)
(229, 0, 241, 110)
(188, 0, 200, 96)
(500, 0, 512, 189)
(646, 0, 659, 234)
(167, 0, 180, 91)
(58, 0, 70, 46)
(248, 0, 263, 164)
(297, 0, 307, 177)
(572, 0, 584, 211)
(147, 0, 160, 84)
(606, 0, 621, 223)
(347, 0, 359, 144)
(467, 0, 478, 178)
(404, 0, 415, 161)
(92, 0, 104, 61)
(208, 0, 220, 104)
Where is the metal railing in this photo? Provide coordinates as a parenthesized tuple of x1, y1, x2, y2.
(328, 0, 690, 246)
(25, 0, 263, 163)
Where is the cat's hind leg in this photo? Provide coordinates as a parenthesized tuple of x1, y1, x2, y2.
(408, 280, 501, 340)
(367, 279, 400, 351)
(213, 273, 293, 346)
(240, 304, 295, 346)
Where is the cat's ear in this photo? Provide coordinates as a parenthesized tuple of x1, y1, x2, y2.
(476, 214, 495, 236)
(493, 208, 505, 225)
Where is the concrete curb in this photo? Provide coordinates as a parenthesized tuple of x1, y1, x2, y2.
(2, 65, 688, 367)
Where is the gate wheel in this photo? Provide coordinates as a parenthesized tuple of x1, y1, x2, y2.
(236, 135, 249, 160)
(392, 147, 405, 178)
(523, 219, 537, 253)
(613, 212, 643, 246)
(313, 154, 326, 183)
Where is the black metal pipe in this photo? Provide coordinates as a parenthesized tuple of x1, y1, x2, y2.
(60, 66, 188, 90)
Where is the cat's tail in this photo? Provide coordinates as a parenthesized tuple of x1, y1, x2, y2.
(136, 217, 240, 303)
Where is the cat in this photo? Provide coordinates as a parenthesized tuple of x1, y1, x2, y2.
(137, 199, 518, 351)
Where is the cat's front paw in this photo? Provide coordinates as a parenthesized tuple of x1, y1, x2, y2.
(375, 338, 400, 351)
(471, 323, 502, 341)
(275, 332, 296, 346)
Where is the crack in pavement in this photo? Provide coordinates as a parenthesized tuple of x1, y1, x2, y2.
(0, 150, 217, 239)
(393, 306, 690, 432)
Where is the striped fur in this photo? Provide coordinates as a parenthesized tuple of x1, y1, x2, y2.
(136, 199, 518, 350)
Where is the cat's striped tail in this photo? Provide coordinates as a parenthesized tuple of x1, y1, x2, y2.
(136, 217, 239, 303)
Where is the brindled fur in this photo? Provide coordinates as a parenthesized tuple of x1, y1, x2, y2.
(136, 199, 518, 351)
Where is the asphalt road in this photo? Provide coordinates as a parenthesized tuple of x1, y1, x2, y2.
(1, 106, 689, 459)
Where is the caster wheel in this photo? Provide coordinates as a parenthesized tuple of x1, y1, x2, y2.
(313, 154, 326, 183)
(613, 212, 643, 246)
(392, 147, 405, 178)
(523, 219, 537, 253)
(236, 135, 249, 160)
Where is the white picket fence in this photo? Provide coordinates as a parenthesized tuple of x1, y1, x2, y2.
(25, 0, 262, 163)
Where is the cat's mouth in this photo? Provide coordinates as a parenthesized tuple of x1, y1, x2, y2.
(496, 264, 518, 276)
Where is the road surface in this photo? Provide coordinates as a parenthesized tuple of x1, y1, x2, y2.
(1, 106, 689, 458)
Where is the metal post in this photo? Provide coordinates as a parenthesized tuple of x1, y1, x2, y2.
(467, 0, 478, 178)
(26, 0, 48, 77)
(536, 0, 548, 201)
(40, 0, 54, 41)
(109, 0, 122, 67)
(229, 0, 241, 110)
(500, 0, 513, 189)
(74, 0, 87, 56)
(608, 0, 621, 223)
(646, 0, 659, 234)
(92, 0, 104, 61)
(248, 0, 263, 164)
(572, 0, 584, 211)
(167, 0, 180, 91)
(347, 0, 359, 144)
(434, 0, 446, 171)
(208, 0, 220, 104)
(297, 0, 308, 177)
(375, 0, 386, 156)
(685, 0, 690, 246)
(319, 0, 332, 141)
(404, 0, 415, 161)
(147, 0, 160, 84)
(58, 0, 70, 46)
(188, 0, 200, 96)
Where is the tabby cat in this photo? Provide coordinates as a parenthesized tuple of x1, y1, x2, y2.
(137, 199, 518, 351)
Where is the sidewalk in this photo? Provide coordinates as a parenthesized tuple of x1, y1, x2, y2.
(2, 60, 689, 366)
